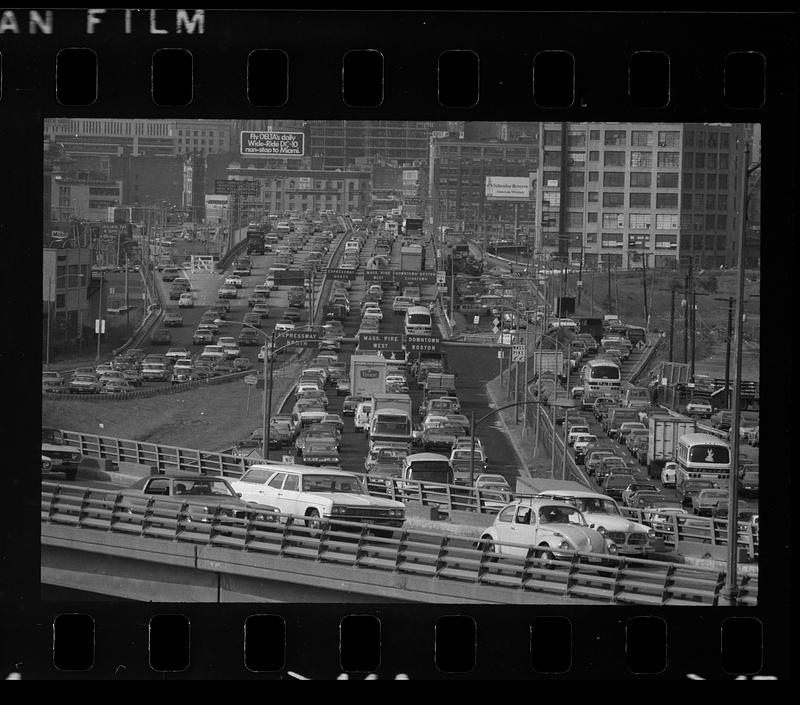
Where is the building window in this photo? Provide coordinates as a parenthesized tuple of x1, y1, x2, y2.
(567, 191, 584, 207)
(656, 213, 679, 229)
(656, 172, 679, 188)
(716, 214, 727, 229)
(720, 132, 730, 149)
(590, 130, 600, 140)
(694, 152, 705, 169)
(657, 193, 679, 209)
(629, 213, 652, 230)
(544, 130, 562, 146)
(696, 132, 706, 148)
(658, 152, 680, 168)
(631, 130, 653, 147)
(628, 233, 651, 248)
(566, 212, 583, 228)
(604, 130, 626, 146)
(706, 194, 716, 210)
(695, 173, 705, 189)
(705, 234, 716, 249)
(630, 151, 652, 168)
(716, 234, 727, 249)
(630, 172, 652, 188)
(706, 153, 717, 169)
(603, 151, 625, 167)
(655, 234, 678, 249)
(602, 192, 624, 207)
(630, 192, 651, 208)
(587, 212, 598, 224)
(601, 233, 624, 248)
(603, 172, 625, 187)
(718, 174, 728, 190)
(587, 232, 597, 243)
(707, 174, 717, 189)
(704, 214, 716, 230)
(588, 192, 599, 203)
(543, 170, 560, 185)
(588, 150, 600, 162)
(707, 132, 718, 149)
(588, 171, 599, 182)
(658, 130, 681, 147)
(567, 131, 586, 147)
(603, 213, 623, 228)
(718, 194, 728, 210)
(567, 171, 585, 187)
(543, 151, 562, 167)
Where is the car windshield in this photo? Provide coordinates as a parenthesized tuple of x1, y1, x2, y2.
(569, 497, 621, 515)
(538, 505, 586, 525)
(172, 479, 236, 497)
(302, 474, 363, 493)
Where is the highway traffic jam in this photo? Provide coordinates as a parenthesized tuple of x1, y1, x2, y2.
(42, 210, 759, 571)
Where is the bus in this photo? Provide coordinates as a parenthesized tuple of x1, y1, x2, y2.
(580, 358, 622, 409)
(675, 432, 731, 485)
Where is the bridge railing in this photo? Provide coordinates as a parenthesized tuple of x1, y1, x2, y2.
(42, 481, 755, 606)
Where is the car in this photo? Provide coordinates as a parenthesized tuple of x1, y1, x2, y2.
(594, 456, 630, 482)
(618, 422, 647, 446)
(341, 395, 363, 416)
(150, 328, 171, 345)
(621, 482, 662, 507)
(193, 364, 214, 380)
(479, 499, 617, 561)
(41, 441, 83, 480)
(165, 347, 190, 363)
(69, 374, 101, 394)
(231, 466, 405, 530)
(192, 328, 214, 345)
(178, 293, 194, 308)
(214, 298, 231, 313)
(218, 285, 238, 299)
(238, 330, 261, 347)
(122, 368, 144, 387)
(734, 411, 760, 443)
(660, 461, 679, 488)
(738, 469, 759, 499)
(573, 435, 599, 463)
(225, 275, 243, 289)
(362, 306, 383, 321)
(709, 410, 734, 431)
(449, 447, 488, 484)
(294, 398, 328, 425)
(171, 368, 195, 384)
(243, 311, 263, 328)
(320, 414, 345, 433)
(253, 285, 271, 299)
(567, 424, 592, 447)
(42, 371, 65, 392)
(274, 321, 295, 335)
(300, 439, 341, 467)
(625, 490, 666, 510)
(140, 362, 169, 382)
(214, 360, 236, 375)
(685, 400, 713, 418)
(268, 421, 297, 448)
(537, 490, 660, 556)
(676, 479, 718, 507)
(421, 424, 463, 452)
(116, 474, 279, 523)
(691, 488, 730, 516)
(282, 310, 303, 323)
(252, 303, 270, 319)
(746, 426, 759, 447)
(217, 337, 241, 358)
(233, 357, 252, 372)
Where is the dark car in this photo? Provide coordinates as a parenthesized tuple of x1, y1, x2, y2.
(282, 310, 302, 323)
(238, 329, 262, 347)
(421, 425, 461, 452)
(242, 312, 262, 329)
(233, 357, 252, 372)
(214, 360, 236, 375)
(301, 440, 340, 467)
(738, 469, 759, 499)
(269, 422, 297, 448)
(150, 328, 171, 345)
(342, 395, 364, 416)
(114, 474, 279, 523)
(163, 312, 183, 327)
(677, 479, 717, 507)
(601, 474, 637, 501)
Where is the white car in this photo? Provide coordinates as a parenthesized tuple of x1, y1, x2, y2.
(567, 425, 591, 446)
(274, 322, 295, 334)
(573, 434, 598, 455)
(173, 358, 194, 373)
(480, 499, 617, 561)
(536, 489, 659, 557)
(660, 461, 678, 488)
(685, 401, 713, 418)
(178, 293, 194, 308)
(201, 345, 226, 362)
(362, 306, 383, 321)
(354, 401, 374, 432)
(231, 465, 405, 530)
(225, 275, 243, 288)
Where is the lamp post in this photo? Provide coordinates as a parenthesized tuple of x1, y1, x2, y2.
(550, 398, 582, 480)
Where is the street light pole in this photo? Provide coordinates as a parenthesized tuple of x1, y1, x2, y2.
(95, 270, 104, 361)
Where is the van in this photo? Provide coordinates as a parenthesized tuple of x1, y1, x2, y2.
(404, 306, 432, 337)
(354, 400, 374, 432)
(402, 453, 454, 485)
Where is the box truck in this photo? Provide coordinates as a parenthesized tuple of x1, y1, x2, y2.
(350, 355, 388, 398)
(646, 414, 698, 479)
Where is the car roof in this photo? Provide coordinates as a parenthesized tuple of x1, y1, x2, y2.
(405, 453, 450, 461)
(245, 463, 357, 477)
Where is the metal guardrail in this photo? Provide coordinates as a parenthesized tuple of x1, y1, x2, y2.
(42, 481, 753, 605)
(54, 427, 760, 561)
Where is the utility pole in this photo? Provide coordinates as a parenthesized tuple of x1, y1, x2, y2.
(716, 296, 734, 408)
(689, 291, 697, 379)
(641, 251, 649, 326)
(606, 254, 613, 313)
(683, 267, 691, 364)
(668, 288, 676, 362)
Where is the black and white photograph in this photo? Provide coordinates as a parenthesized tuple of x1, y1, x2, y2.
(41, 119, 762, 606)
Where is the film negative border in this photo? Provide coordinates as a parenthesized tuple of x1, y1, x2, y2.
(2, 8, 794, 680)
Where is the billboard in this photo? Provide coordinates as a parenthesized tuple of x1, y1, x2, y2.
(485, 176, 532, 201)
(240, 131, 305, 157)
(214, 179, 260, 196)
(43, 249, 57, 302)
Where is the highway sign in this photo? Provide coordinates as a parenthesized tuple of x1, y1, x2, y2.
(512, 344, 526, 362)
(405, 335, 441, 353)
(243, 375, 258, 386)
(497, 350, 505, 359)
(436, 270, 447, 284)
(365, 269, 436, 284)
(357, 333, 403, 352)
(240, 130, 305, 157)
(324, 267, 357, 280)
(493, 318, 500, 327)
(501, 333, 513, 345)
(473, 315, 481, 325)
(274, 269, 306, 285)
(492, 326, 499, 334)
(277, 330, 320, 347)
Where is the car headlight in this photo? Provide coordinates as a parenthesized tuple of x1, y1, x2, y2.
(595, 525, 606, 536)
(331, 506, 346, 515)
(607, 542, 618, 554)
(559, 541, 571, 551)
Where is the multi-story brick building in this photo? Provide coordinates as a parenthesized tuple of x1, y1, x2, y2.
(535, 122, 747, 271)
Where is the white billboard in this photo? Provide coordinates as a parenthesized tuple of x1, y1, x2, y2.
(485, 176, 532, 201)
(205, 194, 229, 225)
(240, 130, 304, 157)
